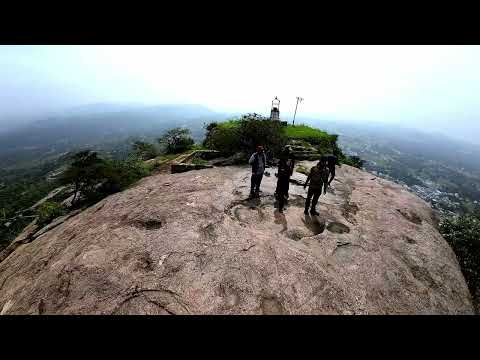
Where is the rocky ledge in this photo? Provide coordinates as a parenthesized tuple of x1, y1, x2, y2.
(0, 162, 474, 314)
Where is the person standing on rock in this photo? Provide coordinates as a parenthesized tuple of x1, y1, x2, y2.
(303, 157, 330, 215)
(275, 148, 295, 212)
(322, 154, 338, 187)
(249, 145, 267, 198)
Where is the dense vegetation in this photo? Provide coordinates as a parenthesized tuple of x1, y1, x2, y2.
(203, 114, 287, 158)
(58, 129, 197, 208)
(439, 208, 480, 312)
(203, 116, 362, 168)
(58, 150, 151, 207)
(282, 124, 336, 152)
(0, 160, 64, 248)
(0, 126, 197, 249)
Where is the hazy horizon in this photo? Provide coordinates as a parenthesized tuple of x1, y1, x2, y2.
(2, 45, 480, 144)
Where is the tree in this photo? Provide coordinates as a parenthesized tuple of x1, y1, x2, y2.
(58, 150, 151, 207)
(132, 141, 158, 160)
(203, 114, 287, 158)
(237, 113, 286, 156)
(58, 151, 108, 205)
(158, 128, 195, 154)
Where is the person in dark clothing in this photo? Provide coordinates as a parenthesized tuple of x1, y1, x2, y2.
(275, 149, 295, 212)
(322, 154, 338, 186)
(248, 145, 267, 198)
(303, 158, 330, 215)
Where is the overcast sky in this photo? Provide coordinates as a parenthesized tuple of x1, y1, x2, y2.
(1, 45, 480, 142)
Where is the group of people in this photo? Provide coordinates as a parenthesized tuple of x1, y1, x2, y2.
(248, 145, 337, 215)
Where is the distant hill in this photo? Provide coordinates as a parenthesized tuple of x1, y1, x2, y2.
(0, 103, 227, 169)
(299, 118, 480, 215)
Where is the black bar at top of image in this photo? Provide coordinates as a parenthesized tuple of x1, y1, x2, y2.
(1, 3, 480, 45)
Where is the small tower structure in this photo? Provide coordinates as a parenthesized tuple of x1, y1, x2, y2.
(270, 96, 280, 121)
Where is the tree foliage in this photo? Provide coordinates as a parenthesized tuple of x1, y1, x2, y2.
(37, 201, 66, 226)
(58, 151, 108, 205)
(439, 208, 480, 311)
(132, 141, 158, 160)
(158, 128, 195, 154)
(203, 114, 287, 158)
(58, 150, 150, 206)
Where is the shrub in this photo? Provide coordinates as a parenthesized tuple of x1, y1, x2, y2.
(439, 208, 480, 312)
(37, 201, 66, 225)
(203, 120, 241, 153)
(100, 156, 150, 193)
(203, 114, 287, 158)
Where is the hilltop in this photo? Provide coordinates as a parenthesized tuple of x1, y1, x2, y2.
(0, 161, 473, 314)
(0, 116, 476, 314)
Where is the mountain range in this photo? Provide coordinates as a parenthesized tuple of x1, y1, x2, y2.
(0, 103, 227, 170)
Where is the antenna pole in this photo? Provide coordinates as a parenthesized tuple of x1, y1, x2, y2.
(292, 96, 303, 126)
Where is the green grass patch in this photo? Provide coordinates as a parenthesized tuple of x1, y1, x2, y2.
(190, 143, 207, 151)
(283, 124, 338, 155)
(190, 158, 209, 165)
(283, 124, 331, 141)
(154, 153, 180, 162)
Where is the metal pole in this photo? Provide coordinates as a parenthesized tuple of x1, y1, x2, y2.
(293, 97, 302, 126)
(292, 98, 299, 126)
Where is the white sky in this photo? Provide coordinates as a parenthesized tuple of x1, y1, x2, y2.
(1, 45, 480, 141)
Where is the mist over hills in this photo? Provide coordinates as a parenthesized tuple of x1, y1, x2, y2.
(0, 103, 227, 169)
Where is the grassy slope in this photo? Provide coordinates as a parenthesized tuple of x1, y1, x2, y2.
(282, 124, 331, 140)
(216, 121, 333, 141)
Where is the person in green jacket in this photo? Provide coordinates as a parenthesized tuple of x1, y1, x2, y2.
(303, 158, 330, 215)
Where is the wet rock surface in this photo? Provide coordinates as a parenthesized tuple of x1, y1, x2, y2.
(0, 163, 474, 314)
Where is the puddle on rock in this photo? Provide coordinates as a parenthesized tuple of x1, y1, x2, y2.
(326, 222, 350, 234)
(302, 215, 326, 235)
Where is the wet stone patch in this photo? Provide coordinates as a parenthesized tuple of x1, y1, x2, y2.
(326, 222, 350, 234)
(132, 219, 163, 230)
(302, 215, 326, 235)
